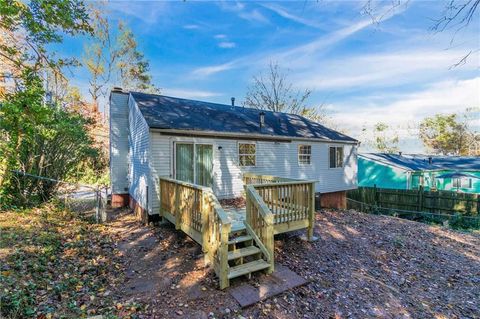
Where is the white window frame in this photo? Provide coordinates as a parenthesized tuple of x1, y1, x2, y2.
(298, 144, 312, 165)
(329, 145, 344, 169)
(238, 142, 256, 167)
(460, 178, 473, 189)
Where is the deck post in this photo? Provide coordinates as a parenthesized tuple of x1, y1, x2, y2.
(201, 191, 209, 254)
(175, 183, 181, 230)
(157, 177, 162, 217)
(265, 214, 275, 274)
(219, 222, 231, 289)
(307, 182, 316, 241)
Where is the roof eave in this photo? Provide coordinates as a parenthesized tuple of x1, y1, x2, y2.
(150, 128, 359, 144)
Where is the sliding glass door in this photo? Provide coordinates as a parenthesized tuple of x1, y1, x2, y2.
(175, 143, 194, 183)
(195, 144, 213, 187)
(175, 143, 213, 188)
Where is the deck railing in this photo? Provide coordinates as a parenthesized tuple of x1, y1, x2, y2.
(244, 174, 316, 241)
(243, 172, 301, 185)
(158, 177, 231, 288)
(245, 185, 275, 272)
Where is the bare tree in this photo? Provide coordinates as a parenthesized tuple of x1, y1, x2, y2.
(243, 62, 326, 122)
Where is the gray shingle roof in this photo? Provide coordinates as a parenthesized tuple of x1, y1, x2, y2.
(360, 153, 480, 171)
(130, 92, 357, 142)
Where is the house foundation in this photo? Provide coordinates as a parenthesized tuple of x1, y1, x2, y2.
(320, 191, 346, 210)
(111, 193, 129, 208)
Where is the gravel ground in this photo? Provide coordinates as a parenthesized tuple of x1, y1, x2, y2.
(107, 209, 480, 319)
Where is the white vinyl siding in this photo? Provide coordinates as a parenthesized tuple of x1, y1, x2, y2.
(109, 92, 130, 194)
(149, 133, 358, 212)
(128, 97, 151, 212)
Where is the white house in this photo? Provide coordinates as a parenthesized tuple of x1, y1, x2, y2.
(109, 88, 359, 219)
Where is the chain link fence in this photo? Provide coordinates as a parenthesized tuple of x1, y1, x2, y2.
(8, 170, 108, 222)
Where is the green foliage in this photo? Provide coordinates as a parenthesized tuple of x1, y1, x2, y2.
(367, 122, 400, 153)
(362, 122, 400, 153)
(0, 70, 99, 207)
(83, 8, 159, 106)
(419, 113, 469, 155)
(0, 0, 92, 70)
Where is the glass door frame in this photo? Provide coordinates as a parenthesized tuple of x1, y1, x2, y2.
(173, 142, 214, 188)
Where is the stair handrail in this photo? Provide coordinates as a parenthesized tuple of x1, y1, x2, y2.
(158, 176, 231, 289)
(244, 184, 275, 273)
(202, 188, 231, 289)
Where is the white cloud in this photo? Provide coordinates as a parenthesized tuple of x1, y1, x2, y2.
(219, 2, 269, 24)
(238, 9, 269, 24)
(215, 34, 227, 39)
(330, 77, 480, 148)
(192, 61, 239, 77)
(218, 41, 236, 49)
(191, 2, 406, 78)
(260, 3, 324, 29)
(162, 88, 221, 99)
(110, 2, 167, 25)
(183, 24, 200, 30)
(293, 49, 478, 90)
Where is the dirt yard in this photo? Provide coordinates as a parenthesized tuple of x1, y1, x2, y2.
(106, 209, 480, 319)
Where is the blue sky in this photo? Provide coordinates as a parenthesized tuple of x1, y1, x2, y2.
(61, 0, 479, 152)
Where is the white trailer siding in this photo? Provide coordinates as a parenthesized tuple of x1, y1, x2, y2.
(128, 97, 152, 212)
(149, 132, 357, 214)
(109, 91, 130, 195)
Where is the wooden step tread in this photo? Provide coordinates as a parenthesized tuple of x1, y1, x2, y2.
(228, 235, 252, 245)
(228, 246, 261, 260)
(228, 260, 270, 279)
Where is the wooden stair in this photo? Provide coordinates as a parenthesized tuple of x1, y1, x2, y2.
(226, 230, 270, 281)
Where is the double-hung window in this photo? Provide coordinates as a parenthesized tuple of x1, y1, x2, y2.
(239, 143, 256, 167)
(329, 146, 344, 168)
(462, 178, 473, 189)
(455, 178, 472, 189)
(298, 145, 311, 165)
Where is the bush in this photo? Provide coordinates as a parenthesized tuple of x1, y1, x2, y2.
(0, 70, 100, 208)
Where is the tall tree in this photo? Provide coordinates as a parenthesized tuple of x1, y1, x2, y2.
(368, 122, 400, 153)
(0, 0, 92, 80)
(0, 0, 102, 205)
(83, 8, 158, 114)
(243, 62, 325, 122)
(116, 22, 158, 93)
(418, 111, 477, 155)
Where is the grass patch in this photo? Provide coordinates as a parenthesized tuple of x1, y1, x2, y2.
(0, 203, 140, 318)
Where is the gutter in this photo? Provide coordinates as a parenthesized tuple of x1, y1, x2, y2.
(149, 128, 359, 145)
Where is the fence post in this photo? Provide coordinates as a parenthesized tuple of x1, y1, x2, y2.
(307, 182, 315, 241)
(95, 188, 100, 223)
(373, 184, 378, 207)
(418, 186, 424, 212)
(477, 194, 480, 216)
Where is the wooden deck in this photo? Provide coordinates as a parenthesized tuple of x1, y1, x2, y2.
(157, 173, 316, 289)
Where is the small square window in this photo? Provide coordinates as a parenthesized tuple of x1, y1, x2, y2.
(298, 145, 311, 164)
(239, 143, 256, 166)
